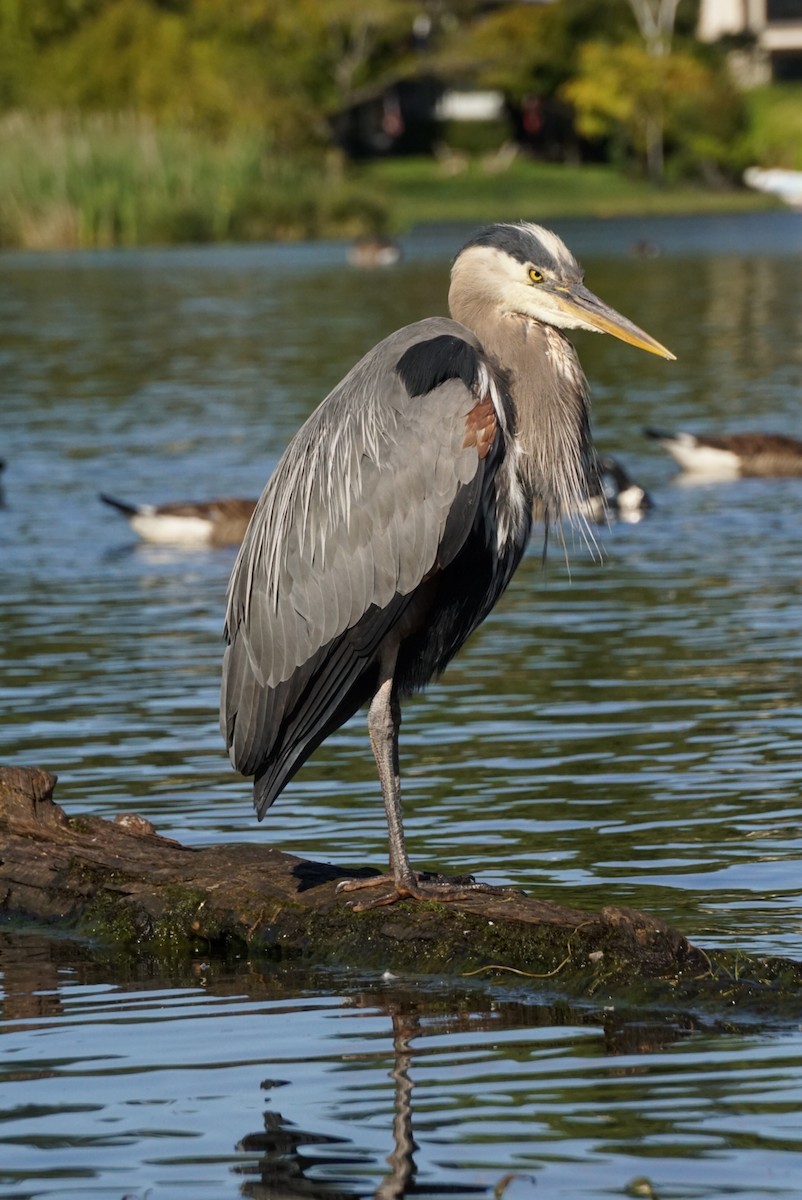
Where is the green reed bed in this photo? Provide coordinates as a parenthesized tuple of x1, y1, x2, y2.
(0, 112, 389, 249)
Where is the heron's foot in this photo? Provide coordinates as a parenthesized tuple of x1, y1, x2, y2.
(336, 870, 520, 912)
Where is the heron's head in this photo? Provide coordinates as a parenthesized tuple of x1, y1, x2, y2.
(449, 222, 674, 360)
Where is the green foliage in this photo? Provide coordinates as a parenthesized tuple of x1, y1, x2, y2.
(0, 0, 36, 107)
(428, 0, 635, 100)
(32, 2, 213, 120)
(0, 111, 389, 249)
(563, 39, 747, 181)
(3, 0, 418, 147)
(741, 84, 802, 171)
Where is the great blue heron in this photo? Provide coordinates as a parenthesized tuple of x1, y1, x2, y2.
(221, 222, 674, 908)
(644, 428, 802, 478)
(100, 493, 257, 546)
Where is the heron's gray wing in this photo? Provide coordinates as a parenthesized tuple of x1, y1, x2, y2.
(221, 590, 409, 812)
(221, 317, 505, 812)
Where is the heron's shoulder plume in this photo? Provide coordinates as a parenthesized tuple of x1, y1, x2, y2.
(395, 332, 481, 398)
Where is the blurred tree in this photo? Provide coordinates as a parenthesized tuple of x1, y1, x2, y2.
(254, 0, 416, 146)
(427, 0, 634, 100)
(563, 39, 746, 182)
(0, 0, 753, 182)
(10, 0, 419, 149)
(627, 0, 682, 57)
(0, 0, 32, 107)
(624, 0, 680, 178)
(421, 0, 699, 164)
(30, 1, 234, 127)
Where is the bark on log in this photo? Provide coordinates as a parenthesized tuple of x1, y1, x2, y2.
(2, 766, 801, 1010)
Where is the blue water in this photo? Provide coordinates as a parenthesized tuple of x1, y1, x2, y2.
(2, 211, 802, 1198)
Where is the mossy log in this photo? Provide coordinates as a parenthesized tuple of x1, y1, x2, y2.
(2, 766, 802, 1010)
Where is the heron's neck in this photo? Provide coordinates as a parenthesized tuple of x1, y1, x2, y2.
(450, 294, 594, 517)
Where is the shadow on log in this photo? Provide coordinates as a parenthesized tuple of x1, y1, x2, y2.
(3, 766, 802, 1011)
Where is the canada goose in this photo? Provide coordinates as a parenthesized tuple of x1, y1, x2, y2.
(346, 236, 402, 268)
(100, 493, 257, 547)
(583, 455, 653, 523)
(644, 428, 802, 478)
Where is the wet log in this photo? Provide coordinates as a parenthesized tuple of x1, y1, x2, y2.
(2, 766, 801, 1009)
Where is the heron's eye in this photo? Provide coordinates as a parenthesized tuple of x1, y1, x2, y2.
(529, 267, 543, 283)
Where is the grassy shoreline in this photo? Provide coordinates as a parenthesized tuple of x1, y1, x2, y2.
(358, 155, 775, 232)
(0, 111, 776, 252)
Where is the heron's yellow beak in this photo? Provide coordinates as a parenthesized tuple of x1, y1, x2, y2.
(555, 282, 675, 361)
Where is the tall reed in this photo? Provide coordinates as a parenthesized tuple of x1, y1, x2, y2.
(0, 112, 388, 249)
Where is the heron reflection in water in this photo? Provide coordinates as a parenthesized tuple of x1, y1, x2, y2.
(221, 222, 674, 908)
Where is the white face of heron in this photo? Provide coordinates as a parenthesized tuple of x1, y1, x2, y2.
(449, 222, 675, 360)
(450, 228, 597, 333)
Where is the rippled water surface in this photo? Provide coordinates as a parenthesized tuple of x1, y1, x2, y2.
(2, 212, 802, 1198)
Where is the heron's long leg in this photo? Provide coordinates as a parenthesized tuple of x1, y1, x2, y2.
(366, 641, 416, 889)
(337, 640, 521, 910)
(337, 637, 417, 902)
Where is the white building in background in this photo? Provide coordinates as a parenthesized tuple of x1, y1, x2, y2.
(698, 0, 765, 41)
(434, 91, 506, 122)
(698, 0, 802, 82)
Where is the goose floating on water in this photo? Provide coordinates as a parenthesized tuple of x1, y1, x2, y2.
(583, 454, 653, 523)
(346, 236, 402, 268)
(100, 493, 257, 547)
(644, 428, 802, 478)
